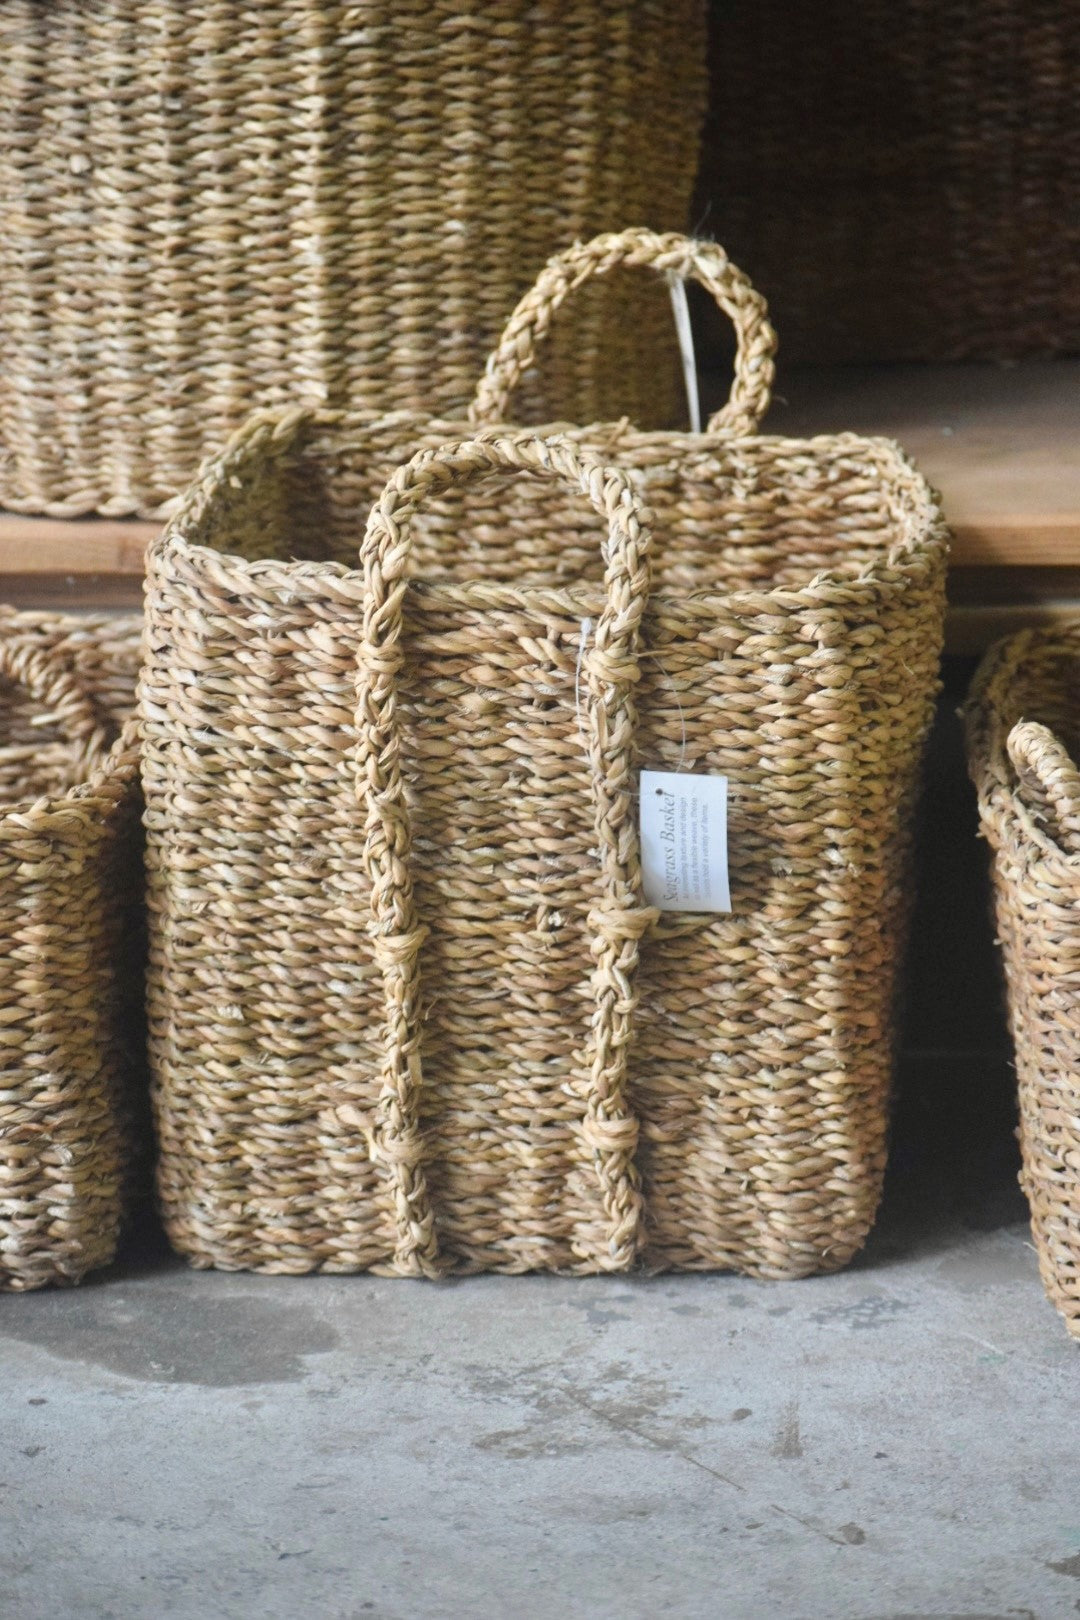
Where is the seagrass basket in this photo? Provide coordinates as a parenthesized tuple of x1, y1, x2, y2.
(0, 611, 144, 1290)
(0, 0, 706, 519)
(695, 0, 1080, 364)
(966, 626, 1080, 1338)
(141, 229, 948, 1279)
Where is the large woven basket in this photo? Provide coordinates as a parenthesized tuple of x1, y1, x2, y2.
(140, 230, 948, 1279)
(0, 0, 706, 519)
(0, 610, 144, 1290)
(695, 0, 1080, 363)
(966, 627, 1080, 1338)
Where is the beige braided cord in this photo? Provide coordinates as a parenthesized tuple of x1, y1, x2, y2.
(0, 634, 111, 778)
(356, 433, 659, 1276)
(0, 608, 143, 734)
(469, 229, 777, 434)
(1006, 720, 1080, 851)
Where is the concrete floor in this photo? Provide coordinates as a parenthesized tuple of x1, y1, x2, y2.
(3, 1069, 1079, 1620)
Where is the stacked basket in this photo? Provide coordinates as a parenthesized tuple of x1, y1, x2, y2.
(0, 0, 706, 517)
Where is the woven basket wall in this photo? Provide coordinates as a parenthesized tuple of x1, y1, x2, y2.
(966, 627, 1080, 1339)
(140, 232, 948, 1281)
(694, 0, 1080, 365)
(0, 610, 145, 1290)
(0, 0, 706, 519)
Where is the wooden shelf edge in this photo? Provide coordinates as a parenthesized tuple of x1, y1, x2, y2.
(949, 517, 1080, 569)
(0, 515, 1078, 575)
(1, 360, 1079, 571)
(0, 515, 158, 576)
(0, 574, 144, 611)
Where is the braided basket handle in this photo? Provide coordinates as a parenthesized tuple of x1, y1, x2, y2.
(355, 431, 660, 1277)
(0, 634, 110, 766)
(1007, 719, 1080, 851)
(469, 228, 777, 434)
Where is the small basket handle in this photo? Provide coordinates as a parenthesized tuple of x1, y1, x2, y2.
(0, 634, 110, 769)
(1007, 719, 1080, 851)
(469, 228, 777, 434)
(354, 431, 660, 1277)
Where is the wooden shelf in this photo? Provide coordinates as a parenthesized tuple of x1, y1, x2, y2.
(768, 359, 1080, 569)
(0, 513, 156, 573)
(0, 516, 153, 610)
(0, 361, 1078, 627)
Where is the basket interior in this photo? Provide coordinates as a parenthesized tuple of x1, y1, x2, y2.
(998, 643, 1080, 771)
(0, 679, 79, 809)
(180, 422, 923, 597)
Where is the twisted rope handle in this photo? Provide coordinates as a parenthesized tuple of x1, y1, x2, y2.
(355, 431, 660, 1276)
(1008, 720, 1080, 852)
(0, 633, 110, 769)
(469, 228, 777, 434)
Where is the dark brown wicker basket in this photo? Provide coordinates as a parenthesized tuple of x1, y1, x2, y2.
(694, 0, 1080, 364)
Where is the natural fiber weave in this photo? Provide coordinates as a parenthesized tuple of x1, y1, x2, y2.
(966, 627, 1080, 1338)
(0, 0, 706, 519)
(695, 0, 1080, 364)
(141, 230, 948, 1279)
(0, 611, 143, 1290)
(0, 609, 143, 740)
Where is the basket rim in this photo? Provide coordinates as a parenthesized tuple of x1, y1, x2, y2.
(0, 724, 139, 844)
(152, 410, 948, 620)
(966, 624, 1080, 879)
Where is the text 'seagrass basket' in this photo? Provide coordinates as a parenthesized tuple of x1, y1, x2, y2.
(0, 0, 706, 518)
(140, 229, 948, 1280)
(0, 612, 143, 1290)
(967, 627, 1080, 1338)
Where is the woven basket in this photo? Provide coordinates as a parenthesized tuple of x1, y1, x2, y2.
(0, 0, 706, 520)
(0, 611, 143, 1290)
(695, 0, 1080, 364)
(966, 627, 1080, 1338)
(141, 229, 948, 1279)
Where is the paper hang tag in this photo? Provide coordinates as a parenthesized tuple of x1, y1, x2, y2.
(639, 770, 731, 913)
(666, 272, 702, 435)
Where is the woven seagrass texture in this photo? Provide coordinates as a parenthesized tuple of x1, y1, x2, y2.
(0, 612, 144, 1291)
(695, 0, 1080, 364)
(0, 0, 706, 519)
(140, 231, 947, 1279)
(966, 628, 1080, 1338)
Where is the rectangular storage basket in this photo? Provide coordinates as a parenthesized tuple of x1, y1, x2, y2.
(140, 231, 948, 1279)
(0, 610, 144, 1290)
(966, 627, 1080, 1338)
(0, 0, 705, 518)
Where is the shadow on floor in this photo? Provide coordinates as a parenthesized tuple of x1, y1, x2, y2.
(863, 655, 1027, 1267)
